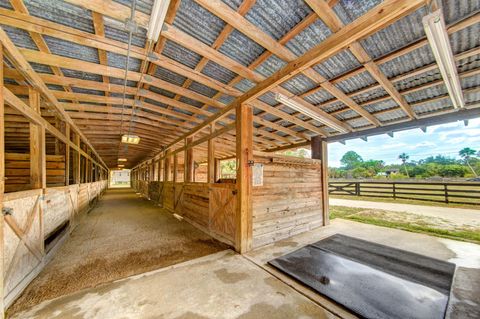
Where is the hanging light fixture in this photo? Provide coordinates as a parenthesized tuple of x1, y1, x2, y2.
(121, 134, 141, 144)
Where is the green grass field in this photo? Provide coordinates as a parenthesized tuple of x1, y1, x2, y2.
(330, 205, 480, 244)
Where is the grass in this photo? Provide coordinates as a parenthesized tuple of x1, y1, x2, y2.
(330, 194, 480, 209)
(330, 205, 480, 244)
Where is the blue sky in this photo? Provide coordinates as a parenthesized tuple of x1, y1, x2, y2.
(328, 117, 480, 167)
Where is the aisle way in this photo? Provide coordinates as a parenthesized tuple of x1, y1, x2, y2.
(8, 188, 228, 315)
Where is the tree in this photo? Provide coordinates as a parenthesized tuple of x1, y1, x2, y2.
(340, 151, 363, 169)
(398, 153, 410, 178)
(459, 147, 478, 177)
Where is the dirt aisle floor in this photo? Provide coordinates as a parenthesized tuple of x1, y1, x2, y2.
(8, 188, 228, 315)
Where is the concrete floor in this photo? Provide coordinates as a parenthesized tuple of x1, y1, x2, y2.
(330, 198, 480, 227)
(9, 192, 480, 318)
(8, 188, 227, 315)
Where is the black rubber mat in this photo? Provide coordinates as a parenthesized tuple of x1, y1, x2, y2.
(268, 234, 456, 319)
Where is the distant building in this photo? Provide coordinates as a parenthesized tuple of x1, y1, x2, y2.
(385, 168, 400, 177)
(111, 170, 130, 185)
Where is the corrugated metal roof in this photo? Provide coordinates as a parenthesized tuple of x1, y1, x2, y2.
(201, 60, 238, 85)
(219, 29, 266, 67)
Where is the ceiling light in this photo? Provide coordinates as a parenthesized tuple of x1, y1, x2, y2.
(423, 10, 464, 109)
(147, 0, 171, 41)
(118, 164, 125, 168)
(274, 93, 348, 133)
(121, 134, 140, 144)
(118, 158, 128, 162)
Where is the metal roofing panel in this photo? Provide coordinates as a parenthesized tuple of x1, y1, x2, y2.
(72, 87, 104, 96)
(360, 7, 428, 60)
(379, 45, 434, 79)
(162, 40, 202, 69)
(394, 69, 442, 92)
(234, 78, 256, 93)
(280, 74, 317, 96)
(244, 0, 312, 41)
(219, 29, 267, 67)
(335, 71, 377, 94)
(23, 0, 95, 33)
(60, 69, 102, 82)
(450, 23, 480, 55)
(106, 52, 142, 72)
(304, 88, 335, 105)
(109, 78, 137, 87)
(2, 25, 37, 50)
(375, 109, 408, 122)
(149, 86, 175, 99)
(112, 0, 154, 15)
(201, 60, 238, 85)
(0, 0, 13, 10)
(441, 0, 480, 25)
(333, 0, 382, 25)
(174, 0, 226, 47)
(44, 35, 99, 64)
(363, 99, 399, 114)
(188, 81, 218, 99)
(221, 0, 243, 11)
(103, 25, 147, 48)
(313, 50, 361, 80)
(254, 55, 286, 78)
(405, 85, 448, 104)
(352, 87, 389, 104)
(154, 66, 187, 87)
(413, 99, 452, 115)
(285, 19, 332, 56)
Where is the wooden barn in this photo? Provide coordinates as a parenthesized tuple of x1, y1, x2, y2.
(0, 0, 479, 318)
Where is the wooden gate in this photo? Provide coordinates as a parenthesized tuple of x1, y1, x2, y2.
(209, 184, 236, 243)
(3, 189, 45, 307)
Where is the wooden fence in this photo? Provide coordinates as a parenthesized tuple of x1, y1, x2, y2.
(329, 181, 480, 205)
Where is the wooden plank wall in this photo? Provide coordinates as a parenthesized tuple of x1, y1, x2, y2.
(252, 155, 323, 248)
(5, 153, 66, 192)
(134, 181, 236, 246)
(2, 180, 107, 307)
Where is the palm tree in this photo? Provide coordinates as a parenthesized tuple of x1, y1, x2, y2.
(398, 153, 410, 178)
(459, 147, 478, 177)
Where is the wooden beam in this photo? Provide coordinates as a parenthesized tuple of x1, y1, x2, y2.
(28, 88, 45, 189)
(235, 103, 253, 253)
(173, 154, 178, 182)
(311, 136, 329, 226)
(75, 134, 81, 184)
(0, 27, 108, 169)
(164, 150, 171, 181)
(163, 0, 424, 151)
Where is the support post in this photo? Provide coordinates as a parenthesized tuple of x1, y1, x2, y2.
(75, 134, 81, 184)
(164, 151, 171, 181)
(29, 88, 46, 189)
(207, 124, 215, 183)
(65, 124, 70, 185)
(185, 137, 194, 182)
(214, 158, 221, 181)
(0, 43, 5, 319)
(311, 136, 329, 226)
(235, 103, 253, 253)
(173, 154, 178, 182)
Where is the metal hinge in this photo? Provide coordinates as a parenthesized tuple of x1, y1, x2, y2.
(2, 207, 13, 216)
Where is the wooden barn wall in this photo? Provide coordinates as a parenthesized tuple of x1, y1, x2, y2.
(252, 156, 324, 249)
(5, 153, 66, 193)
(2, 180, 107, 308)
(133, 181, 236, 246)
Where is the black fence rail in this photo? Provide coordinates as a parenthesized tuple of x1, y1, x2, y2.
(329, 181, 480, 205)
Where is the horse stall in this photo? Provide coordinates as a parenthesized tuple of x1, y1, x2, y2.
(132, 150, 328, 250)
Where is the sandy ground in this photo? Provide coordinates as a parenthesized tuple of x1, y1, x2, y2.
(330, 198, 480, 227)
(7, 188, 227, 316)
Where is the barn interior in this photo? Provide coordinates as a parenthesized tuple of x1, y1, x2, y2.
(0, 0, 479, 318)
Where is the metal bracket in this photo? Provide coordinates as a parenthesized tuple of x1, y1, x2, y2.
(124, 18, 138, 33)
(247, 160, 255, 167)
(2, 207, 13, 216)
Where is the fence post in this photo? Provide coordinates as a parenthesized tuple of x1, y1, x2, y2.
(393, 183, 396, 199)
(444, 184, 449, 203)
(355, 182, 360, 196)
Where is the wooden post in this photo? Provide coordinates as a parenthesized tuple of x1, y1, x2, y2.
(235, 103, 253, 253)
(214, 158, 221, 181)
(75, 134, 81, 184)
(311, 136, 329, 226)
(29, 88, 46, 189)
(164, 151, 171, 181)
(207, 124, 215, 183)
(0, 43, 5, 319)
(173, 154, 178, 182)
(185, 137, 194, 182)
(159, 158, 164, 182)
(65, 124, 70, 185)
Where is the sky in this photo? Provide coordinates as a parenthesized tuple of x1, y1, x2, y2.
(328, 117, 480, 167)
